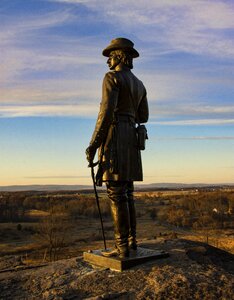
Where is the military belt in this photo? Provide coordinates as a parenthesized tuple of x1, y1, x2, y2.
(114, 114, 135, 123)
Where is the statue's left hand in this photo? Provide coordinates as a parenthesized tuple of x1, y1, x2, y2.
(85, 145, 97, 165)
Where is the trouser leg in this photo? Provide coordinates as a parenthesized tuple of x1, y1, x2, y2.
(127, 182, 137, 249)
(106, 181, 130, 257)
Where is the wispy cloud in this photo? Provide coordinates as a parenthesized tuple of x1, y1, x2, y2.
(51, 0, 234, 58)
(150, 119, 234, 126)
(0, 6, 104, 85)
(157, 136, 234, 141)
(1, 38, 103, 85)
(151, 104, 234, 119)
(0, 104, 98, 118)
(1, 0, 234, 123)
(1, 9, 73, 43)
(25, 175, 90, 179)
(0, 7, 106, 117)
(1, 0, 234, 186)
(1, 78, 101, 104)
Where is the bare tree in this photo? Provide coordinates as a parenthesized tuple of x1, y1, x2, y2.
(37, 201, 72, 261)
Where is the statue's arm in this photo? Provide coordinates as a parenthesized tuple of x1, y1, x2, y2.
(89, 72, 119, 149)
(137, 90, 149, 123)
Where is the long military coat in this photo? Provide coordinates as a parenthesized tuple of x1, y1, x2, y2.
(89, 68, 149, 182)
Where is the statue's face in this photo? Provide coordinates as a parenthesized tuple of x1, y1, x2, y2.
(107, 53, 120, 70)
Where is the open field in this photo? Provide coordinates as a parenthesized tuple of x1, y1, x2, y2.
(0, 188, 233, 264)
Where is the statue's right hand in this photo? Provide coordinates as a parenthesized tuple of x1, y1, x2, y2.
(85, 145, 97, 166)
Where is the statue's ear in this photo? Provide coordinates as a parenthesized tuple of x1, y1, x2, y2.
(116, 54, 123, 61)
(116, 55, 121, 62)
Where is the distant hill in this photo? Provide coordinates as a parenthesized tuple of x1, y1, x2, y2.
(0, 185, 91, 192)
(135, 182, 234, 190)
(0, 183, 233, 192)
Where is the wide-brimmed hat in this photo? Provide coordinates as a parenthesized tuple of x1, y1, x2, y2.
(102, 38, 139, 58)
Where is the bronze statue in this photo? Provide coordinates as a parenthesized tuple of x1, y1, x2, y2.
(86, 38, 149, 258)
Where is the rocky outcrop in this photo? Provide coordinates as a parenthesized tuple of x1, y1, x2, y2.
(0, 239, 233, 299)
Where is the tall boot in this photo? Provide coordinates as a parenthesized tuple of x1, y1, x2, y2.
(105, 181, 130, 258)
(110, 201, 130, 258)
(127, 182, 137, 250)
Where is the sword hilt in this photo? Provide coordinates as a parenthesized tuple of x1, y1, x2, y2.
(88, 161, 99, 168)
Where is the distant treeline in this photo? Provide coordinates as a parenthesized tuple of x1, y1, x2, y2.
(0, 191, 110, 222)
(0, 190, 234, 230)
(142, 190, 234, 230)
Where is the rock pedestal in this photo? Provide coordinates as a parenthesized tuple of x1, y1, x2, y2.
(83, 247, 169, 271)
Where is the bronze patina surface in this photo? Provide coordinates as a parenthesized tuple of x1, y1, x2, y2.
(83, 247, 169, 272)
(86, 38, 149, 258)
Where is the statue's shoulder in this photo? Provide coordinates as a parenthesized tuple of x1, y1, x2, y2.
(104, 71, 118, 78)
(103, 71, 120, 85)
(132, 72, 146, 90)
(131, 72, 142, 82)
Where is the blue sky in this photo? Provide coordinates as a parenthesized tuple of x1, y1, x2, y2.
(0, 0, 234, 185)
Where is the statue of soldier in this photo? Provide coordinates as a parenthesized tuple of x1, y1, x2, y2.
(86, 38, 149, 258)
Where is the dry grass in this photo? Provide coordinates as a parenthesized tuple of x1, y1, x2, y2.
(26, 209, 49, 217)
(0, 189, 233, 263)
(183, 232, 234, 254)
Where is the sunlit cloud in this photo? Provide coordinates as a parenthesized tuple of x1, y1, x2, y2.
(0, 104, 97, 118)
(156, 136, 234, 141)
(51, 0, 234, 58)
(1, 0, 234, 123)
(1, 78, 100, 104)
(1, 0, 234, 186)
(25, 176, 90, 179)
(1, 99, 233, 120)
(150, 119, 234, 126)
(1, 40, 103, 85)
(152, 104, 234, 118)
